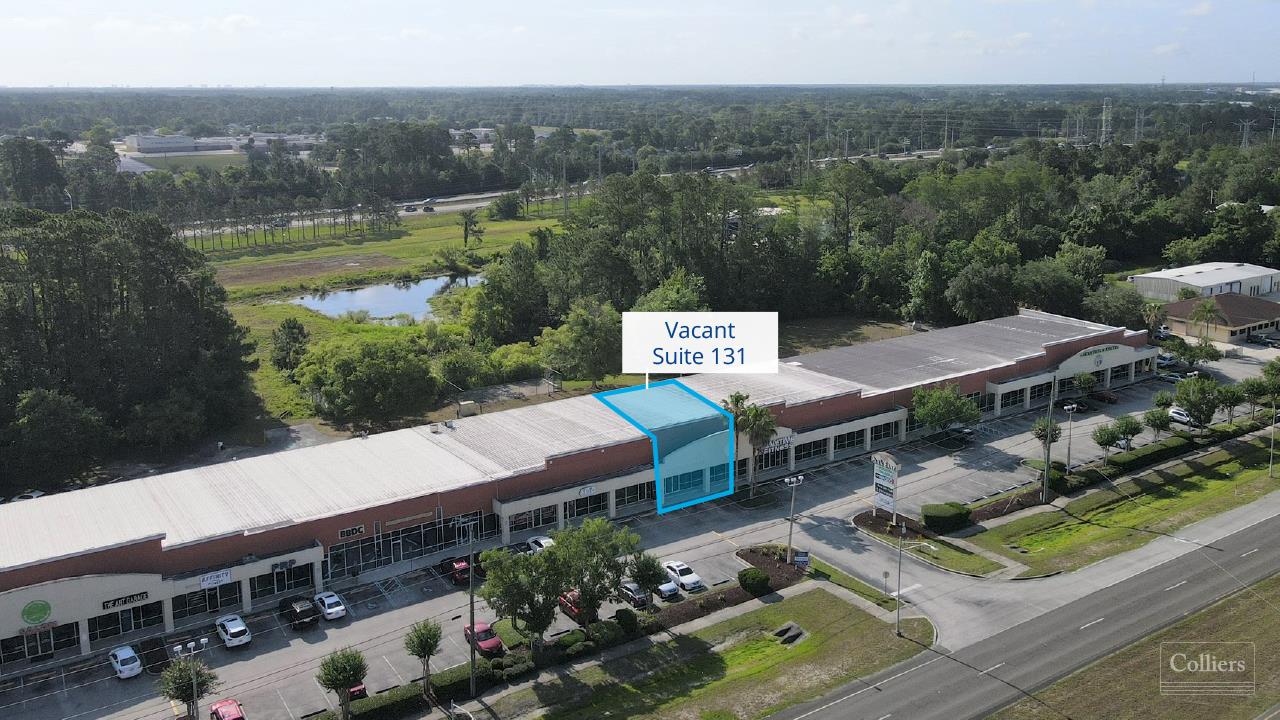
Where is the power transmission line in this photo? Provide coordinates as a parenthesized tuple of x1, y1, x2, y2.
(1100, 98, 1112, 145)
(1236, 119, 1257, 149)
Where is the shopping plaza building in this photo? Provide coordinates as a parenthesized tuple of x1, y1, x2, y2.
(0, 310, 1156, 667)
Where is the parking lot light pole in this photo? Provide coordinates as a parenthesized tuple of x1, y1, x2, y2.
(173, 638, 209, 720)
(1270, 397, 1276, 479)
(467, 522, 478, 698)
(1065, 405, 1076, 470)
(784, 475, 805, 564)
(895, 524, 934, 637)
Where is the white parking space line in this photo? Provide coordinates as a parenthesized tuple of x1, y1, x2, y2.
(1243, 548, 1260, 557)
(1165, 580, 1187, 591)
(276, 688, 296, 719)
(313, 678, 334, 710)
(1080, 617, 1105, 630)
(980, 662, 1005, 675)
(383, 655, 405, 684)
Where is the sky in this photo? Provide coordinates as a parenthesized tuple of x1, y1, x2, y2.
(0, 0, 1276, 87)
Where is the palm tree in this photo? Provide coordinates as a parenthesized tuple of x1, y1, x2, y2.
(457, 209, 484, 249)
(317, 648, 368, 720)
(1188, 298, 1225, 339)
(404, 620, 443, 706)
(740, 404, 778, 498)
(1141, 302, 1167, 334)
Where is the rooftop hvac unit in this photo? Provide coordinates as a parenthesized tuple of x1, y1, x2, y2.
(444, 420, 456, 429)
(429, 423, 442, 433)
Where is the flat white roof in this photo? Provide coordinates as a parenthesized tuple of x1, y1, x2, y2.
(0, 311, 1116, 573)
(1132, 262, 1280, 287)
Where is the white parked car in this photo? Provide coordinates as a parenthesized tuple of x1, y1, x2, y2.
(215, 614, 252, 648)
(313, 591, 347, 621)
(662, 560, 705, 592)
(109, 645, 142, 679)
(1169, 407, 1195, 426)
(528, 536, 556, 553)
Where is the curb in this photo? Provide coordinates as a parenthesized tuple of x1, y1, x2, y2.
(1008, 570, 1064, 580)
(852, 526, 989, 578)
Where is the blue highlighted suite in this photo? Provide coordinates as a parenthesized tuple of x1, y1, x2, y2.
(595, 380, 736, 514)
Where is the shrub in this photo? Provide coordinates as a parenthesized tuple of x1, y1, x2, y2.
(921, 502, 972, 533)
(555, 629, 586, 649)
(309, 682, 428, 720)
(589, 619, 626, 648)
(430, 658, 494, 702)
(565, 641, 597, 658)
(737, 567, 772, 596)
(615, 608, 639, 635)
(1107, 435, 1192, 472)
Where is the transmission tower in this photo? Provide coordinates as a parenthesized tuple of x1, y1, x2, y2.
(1134, 108, 1144, 142)
(1271, 107, 1279, 143)
(1100, 98, 1112, 145)
(1236, 119, 1257, 149)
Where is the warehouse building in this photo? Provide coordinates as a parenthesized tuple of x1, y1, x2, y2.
(0, 310, 1156, 669)
(1130, 262, 1280, 302)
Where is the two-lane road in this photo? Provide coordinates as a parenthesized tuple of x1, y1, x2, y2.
(773, 512, 1280, 720)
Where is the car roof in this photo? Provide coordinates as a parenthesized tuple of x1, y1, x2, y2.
(215, 614, 244, 625)
(316, 590, 338, 598)
(468, 621, 491, 631)
(665, 560, 688, 569)
(110, 646, 136, 657)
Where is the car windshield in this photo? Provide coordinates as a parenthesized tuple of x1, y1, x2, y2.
(678, 567, 693, 576)
(228, 626, 248, 638)
(119, 654, 138, 665)
(474, 628, 496, 641)
(324, 598, 341, 609)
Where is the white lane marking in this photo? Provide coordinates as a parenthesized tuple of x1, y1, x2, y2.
(890, 583, 922, 598)
(1165, 580, 1187, 591)
(980, 662, 1005, 675)
(792, 656, 944, 719)
(877, 715, 892, 720)
(276, 688, 297, 719)
(1080, 617, 1105, 630)
(1242, 548, 1260, 557)
(384, 655, 405, 684)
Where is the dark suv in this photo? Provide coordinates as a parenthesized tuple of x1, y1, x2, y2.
(278, 597, 320, 630)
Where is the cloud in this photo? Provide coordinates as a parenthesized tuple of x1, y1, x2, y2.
(204, 14, 259, 33)
(1153, 42, 1183, 55)
(0, 16, 61, 31)
(1180, 1, 1212, 16)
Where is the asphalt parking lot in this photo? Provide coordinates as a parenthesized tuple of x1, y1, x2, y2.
(5, 356, 1271, 720)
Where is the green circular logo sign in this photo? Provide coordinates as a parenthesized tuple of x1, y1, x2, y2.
(22, 600, 51, 625)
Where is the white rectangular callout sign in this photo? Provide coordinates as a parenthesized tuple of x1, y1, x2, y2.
(622, 311, 778, 374)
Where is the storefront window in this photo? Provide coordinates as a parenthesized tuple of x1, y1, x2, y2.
(173, 583, 242, 621)
(87, 601, 162, 643)
(834, 429, 865, 451)
(614, 482, 655, 509)
(795, 439, 828, 461)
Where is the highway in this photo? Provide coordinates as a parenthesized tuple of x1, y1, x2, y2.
(771, 509, 1280, 720)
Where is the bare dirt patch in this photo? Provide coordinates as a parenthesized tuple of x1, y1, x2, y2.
(215, 253, 403, 287)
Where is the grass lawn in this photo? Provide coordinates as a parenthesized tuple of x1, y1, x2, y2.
(808, 557, 900, 611)
(136, 153, 247, 173)
(211, 212, 559, 298)
(489, 588, 932, 720)
(990, 573, 1280, 720)
(779, 316, 913, 357)
(863, 528, 1004, 575)
(971, 439, 1278, 577)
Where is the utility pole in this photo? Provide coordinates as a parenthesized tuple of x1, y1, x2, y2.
(560, 152, 568, 219)
(1042, 380, 1058, 504)
(843, 128, 851, 159)
(1237, 119, 1257, 150)
(1271, 107, 1279, 143)
(942, 109, 949, 150)
(918, 108, 924, 151)
(1134, 107, 1144, 142)
(1100, 98, 1112, 145)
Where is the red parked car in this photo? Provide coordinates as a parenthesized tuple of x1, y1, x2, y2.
(209, 699, 246, 720)
(558, 590, 597, 624)
(463, 622, 505, 656)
